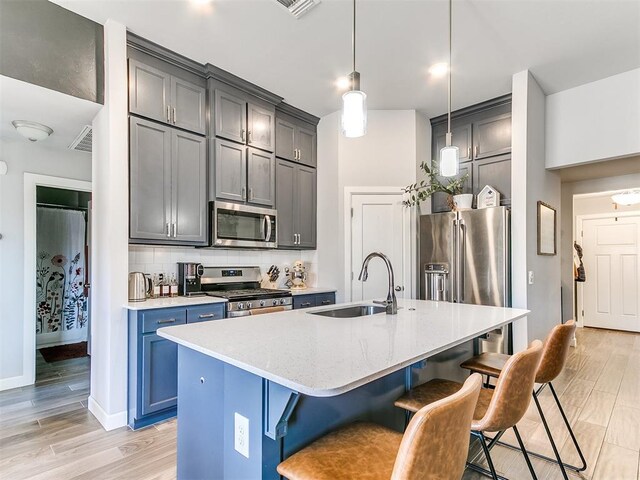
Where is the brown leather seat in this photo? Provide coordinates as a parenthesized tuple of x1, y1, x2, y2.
(395, 341, 543, 479)
(277, 373, 483, 480)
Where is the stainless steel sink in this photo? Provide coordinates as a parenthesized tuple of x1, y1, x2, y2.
(309, 305, 387, 318)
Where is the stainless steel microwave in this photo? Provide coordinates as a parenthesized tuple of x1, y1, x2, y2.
(211, 202, 277, 248)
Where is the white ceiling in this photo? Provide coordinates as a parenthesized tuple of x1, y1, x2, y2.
(53, 0, 640, 118)
(0, 75, 102, 151)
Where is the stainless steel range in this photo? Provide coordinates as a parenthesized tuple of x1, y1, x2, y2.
(200, 266, 292, 317)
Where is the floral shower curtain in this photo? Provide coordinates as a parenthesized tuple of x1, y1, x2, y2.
(36, 207, 88, 346)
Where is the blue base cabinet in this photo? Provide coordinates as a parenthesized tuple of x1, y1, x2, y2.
(128, 303, 225, 429)
(292, 292, 335, 310)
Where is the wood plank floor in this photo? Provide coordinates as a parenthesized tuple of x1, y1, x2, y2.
(1, 327, 639, 479)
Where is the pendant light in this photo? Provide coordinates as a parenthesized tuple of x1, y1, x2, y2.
(341, 0, 367, 138)
(439, 0, 459, 177)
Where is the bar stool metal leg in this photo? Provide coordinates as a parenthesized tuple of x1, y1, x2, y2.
(465, 431, 507, 480)
(549, 382, 587, 471)
(513, 425, 538, 480)
(532, 389, 569, 479)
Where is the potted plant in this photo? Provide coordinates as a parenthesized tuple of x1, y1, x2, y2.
(404, 160, 471, 210)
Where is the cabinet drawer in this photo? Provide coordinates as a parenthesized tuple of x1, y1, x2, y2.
(187, 304, 226, 324)
(141, 308, 187, 334)
(293, 295, 317, 309)
(316, 293, 336, 307)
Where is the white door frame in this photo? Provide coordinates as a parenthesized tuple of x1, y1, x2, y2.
(574, 210, 640, 328)
(344, 187, 415, 303)
(23, 173, 92, 386)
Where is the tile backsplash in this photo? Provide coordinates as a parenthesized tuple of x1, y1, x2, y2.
(129, 246, 318, 289)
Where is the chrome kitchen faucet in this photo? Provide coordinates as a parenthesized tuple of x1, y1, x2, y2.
(358, 252, 398, 315)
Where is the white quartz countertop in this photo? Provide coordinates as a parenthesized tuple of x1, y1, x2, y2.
(157, 299, 528, 397)
(289, 288, 337, 296)
(125, 296, 227, 311)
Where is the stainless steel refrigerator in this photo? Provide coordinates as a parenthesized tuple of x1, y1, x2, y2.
(419, 206, 511, 354)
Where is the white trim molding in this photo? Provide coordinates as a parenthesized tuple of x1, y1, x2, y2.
(21, 173, 92, 391)
(88, 396, 127, 431)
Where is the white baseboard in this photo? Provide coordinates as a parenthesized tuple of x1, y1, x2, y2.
(0, 374, 32, 392)
(88, 396, 127, 431)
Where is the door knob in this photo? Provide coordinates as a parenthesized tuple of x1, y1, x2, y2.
(395, 286, 404, 292)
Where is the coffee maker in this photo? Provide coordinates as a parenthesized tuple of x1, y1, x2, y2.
(177, 263, 204, 296)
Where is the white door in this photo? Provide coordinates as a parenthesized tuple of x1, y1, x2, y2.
(581, 214, 640, 332)
(349, 192, 410, 302)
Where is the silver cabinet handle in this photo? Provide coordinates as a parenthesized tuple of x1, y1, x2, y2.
(475, 145, 479, 157)
(298, 149, 302, 160)
(248, 188, 253, 201)
(198, 313, 216, 319)
(166, 222, 171, 237)
(172, 223, 177, 238)
(248, 130, 252, 142)
(157, 318, 177, 325)
(467, 146, 471, 158)
(294, 233, 298, 245)
(293, 149, 297, 159)
(241, 129, 246, 142)
(166, 106, 171, 123)
(300, 302, 312, 307)
(321, 300, 333, 305)
(173, 107, 177, 125)
(241, 186, 246, 200)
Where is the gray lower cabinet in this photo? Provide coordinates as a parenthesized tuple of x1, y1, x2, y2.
(293, 292, 336, 309)
(275, 114, 317, 167)
(129, 59, 205, 135)
(276, 159, 317, 249)
(128, 303, 225, 429)
(130, 116, 207, 245)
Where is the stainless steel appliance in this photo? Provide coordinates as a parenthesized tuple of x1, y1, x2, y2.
(420, 206, 511, 354)
(200, 266, 292, 317)
(211, 202, 277, 249)
(178, 262, 205, 296)
(128, 272, 151, 302)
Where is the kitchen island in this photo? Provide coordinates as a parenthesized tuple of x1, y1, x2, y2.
(158, 298, 529, 480)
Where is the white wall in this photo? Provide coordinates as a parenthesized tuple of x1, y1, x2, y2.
(316, 110, 419, 302)
(87, 19, 129, 430)
(0, 138, 91, 389)
(512, 70, 562, 346)
(546, 68, 640, 169)
(560, 173, 640, 322)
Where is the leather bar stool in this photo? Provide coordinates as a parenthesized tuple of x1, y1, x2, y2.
(460, 320, 584, 480)
(277, 373, 483, 480)
(395, 340, 543, 480)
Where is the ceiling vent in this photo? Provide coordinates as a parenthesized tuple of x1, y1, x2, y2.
(275, 0, 320, 18)
(69, 125, 92, 153)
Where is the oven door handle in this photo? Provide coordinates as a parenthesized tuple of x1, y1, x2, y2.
(264, 215, 272, 242)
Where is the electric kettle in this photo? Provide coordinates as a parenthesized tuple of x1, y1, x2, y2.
(128, 272, 151, 302)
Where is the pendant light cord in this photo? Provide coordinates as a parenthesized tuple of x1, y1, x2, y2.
(447, 0, 452, 137)
(352, 0, 357, 75)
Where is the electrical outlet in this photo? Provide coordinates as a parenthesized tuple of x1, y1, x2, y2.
(528, 271, 534, 285)
(234, 413, 249, 458)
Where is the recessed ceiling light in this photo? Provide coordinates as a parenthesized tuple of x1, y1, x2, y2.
(11, 120, 53, 142)
(190, 0, 212, 4)
(429, 62, 449, 78)
(335, 76, 351, 91)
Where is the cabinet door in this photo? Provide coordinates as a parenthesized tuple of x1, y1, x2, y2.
(172, 130, 208, 244)
(247, 148, 275, 207)
(473, 155, 511, 206)
(276, 159, 296, 248)
(275, 117, 296, 161)
(295, 165, 317, 249)
(186, 304, 225, 324)
(214, 138, 247, 203)
(214, 89, 246, 144)
(431, 162, 473, 213)
(141, 334, 178, 415)
(293, 294, 317, 309)
(130, 117, 172, 241)
(171, 77, 206, 135)
(129, 60, 171, 125)
(247, 103, 275, 152)
(316, 293, 336, 307)
(473, 113, 511, 159)
(296, 125, 317, 167)
(434, 123, 472, 163)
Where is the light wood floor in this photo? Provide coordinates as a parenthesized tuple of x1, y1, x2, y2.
(1, 327, 639, 480)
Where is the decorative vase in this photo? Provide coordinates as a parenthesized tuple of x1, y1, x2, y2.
(452, 194, 474, 210)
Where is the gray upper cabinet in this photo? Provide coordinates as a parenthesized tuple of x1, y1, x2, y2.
(214, 89, 247, 144)
(473, 113, 511, 159)
(276, 159, 316, 249)
(129, 59, 205, 135)
(434, 122, 473, 164)
(130, 117, 172, 241)
(129, 60, 170, 125)
(275, 117, 296, 162)
(171, 77, 206, 135)
(296, 125, 317, 168)
(247, 148, 275, 207)
(130, 117, 207, 245)
(473, 155, 511, 206)
(247, 103, 275, 153)
(172, 130, 207, 243)
(214, 138, 247, 203)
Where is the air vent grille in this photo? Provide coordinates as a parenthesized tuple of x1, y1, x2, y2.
(69, 125, 92, 153)
(275, 0, 320, 18)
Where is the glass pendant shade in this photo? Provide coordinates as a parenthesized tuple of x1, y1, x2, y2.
(612, 190, 640, 206)
(440, 145, 460, 177)
(341, 90, 367, 138)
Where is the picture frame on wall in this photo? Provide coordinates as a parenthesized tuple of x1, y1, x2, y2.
(537, 201, 556, 255)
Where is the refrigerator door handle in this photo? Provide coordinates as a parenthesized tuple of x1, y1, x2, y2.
(451, 219, 458, 302)
(459, 219, 466, 303)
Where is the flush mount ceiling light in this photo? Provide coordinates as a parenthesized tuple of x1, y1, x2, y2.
(341, 0, 367, 138)
(428, 62, 449, 78)
(612, 189, 640, 206)
(12, 120, 53, 142)
(439, 0, 459, 177)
